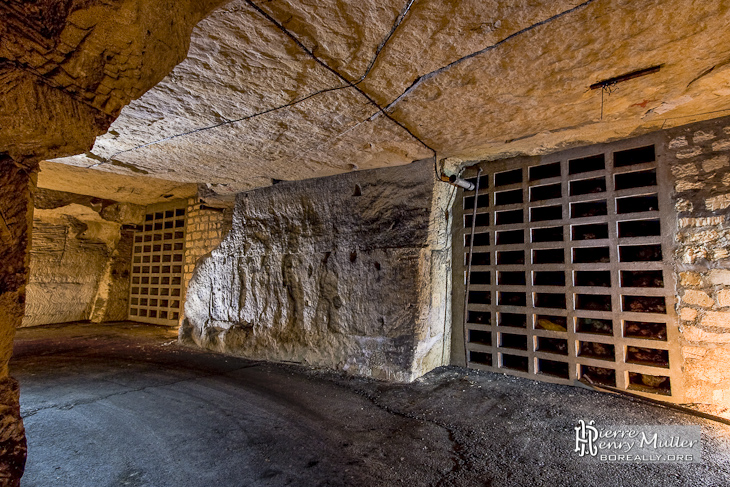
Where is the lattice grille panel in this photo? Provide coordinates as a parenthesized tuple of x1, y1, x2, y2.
(128, 205, 187, 326)
(453, 136, 683, 402)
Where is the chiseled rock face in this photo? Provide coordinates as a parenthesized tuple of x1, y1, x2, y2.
(22, 190, 143, 327)
(0, 155, 34, 484)
(0, 0, 226, 162)
(52, 0, 730, 196)
(182, 160, 451, 381)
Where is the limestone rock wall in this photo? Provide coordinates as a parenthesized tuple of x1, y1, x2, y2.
(22, 189, 142, 327)
(666, 115, 730, 413)
(0, 154, 33, 485)
(182, 160, 453, 381)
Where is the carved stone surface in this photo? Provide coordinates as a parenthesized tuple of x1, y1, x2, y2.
(48, 1, 730, 195)
(182, 160, 452, 381)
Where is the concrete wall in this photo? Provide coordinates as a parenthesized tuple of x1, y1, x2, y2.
(22, 189, 142, 327)
(182, 160, 453, 381)
(666, 116, 730, 411)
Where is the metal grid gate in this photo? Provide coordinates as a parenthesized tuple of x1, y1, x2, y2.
(128, 203, 187, 326)
(452, 135, 684, 402)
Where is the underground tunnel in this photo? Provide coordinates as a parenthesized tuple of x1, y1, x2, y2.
(3, 0, 730, 485)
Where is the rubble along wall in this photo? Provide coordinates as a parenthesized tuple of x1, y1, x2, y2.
(182, 160, 453, 381)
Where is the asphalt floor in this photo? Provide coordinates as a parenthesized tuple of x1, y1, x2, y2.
(11, 322, 730, 486)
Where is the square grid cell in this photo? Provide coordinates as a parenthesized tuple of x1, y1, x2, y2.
(453, 136, 684, 402)
(128, 205, 187, 326)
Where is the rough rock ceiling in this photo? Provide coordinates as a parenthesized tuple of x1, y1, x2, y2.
(51, 0, 730, 195)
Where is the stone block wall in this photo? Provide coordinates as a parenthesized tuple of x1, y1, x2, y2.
(666, 115, 730, 412)
(182, 160, 453, 382)
(183, 200, 233, 299)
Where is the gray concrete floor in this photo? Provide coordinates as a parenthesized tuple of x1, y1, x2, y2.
(11, 322, 730, 487)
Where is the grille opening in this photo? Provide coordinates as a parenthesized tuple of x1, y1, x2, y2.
(620, 244, 662, 262)
(464, 213, 490, 227)
(622, 295, 667, 314)
(499, 313, 528, 328)
(497, 230, 524, 245)
(499, 271, 526, 286)
(628, 372, 671, 395)
(575, 271, 611, 287)
(172, 312, 180, 320)
(615, 169, 657, 191)
(501, 354, 529, 372)
(571, 200, 607, 218)
(534, 293, 567, 309)
(532, 226, 564, 242)
(618, 219, 661, 238)
(500, 333, 528, 350)
(572, 223, 608, 240)
(537, 337, 569, 355)
(498, 250, 525, 265)
(174, 231, 184, 239)
(530, 183, 562, 202)
(529, 162, 561, 181)
(534, 271, 566, 286)
(470, 351, 493, 366)
(536, 315, 568, 332)
(569, 154, 605, 174)
(531, 205, 562, 222)
(570, 177, 606, 196)
(626, 346, 669, 368)
(624, 321, 667, 341)
(465, 232, 490, 247)
(464, 195, 489, 210)
(140, 309, 148, 317)
(533, 248, 565, 264)
(469, 271, 491, 285)
(614, 145, 655, 168)
(579, 341, 615, 361)
(495, 189, 524, 206)
(176, 208, 185, 217)
(581, 365, 616, 387)
(575, 294, 612, 311)
(496, 209, 524, 225)
(538, 358, 570, 379)
(621, 270, 664, 288)
(164, 210, 174, 218)
(468, 329, 492, 346)
(465, 175, 490, 189)
(160, 311, 168, 319)
(145, 214, 154, 221)
(468, 252, 491, 266)
(468, 291, 491, 305)
(495, 168, 523, 187)
(576, 317, 613, 335)
(499, 292, 527, 307)
(616, 194, 659, 214)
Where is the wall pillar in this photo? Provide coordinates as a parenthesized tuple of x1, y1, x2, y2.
(0, 154, 35, 485)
